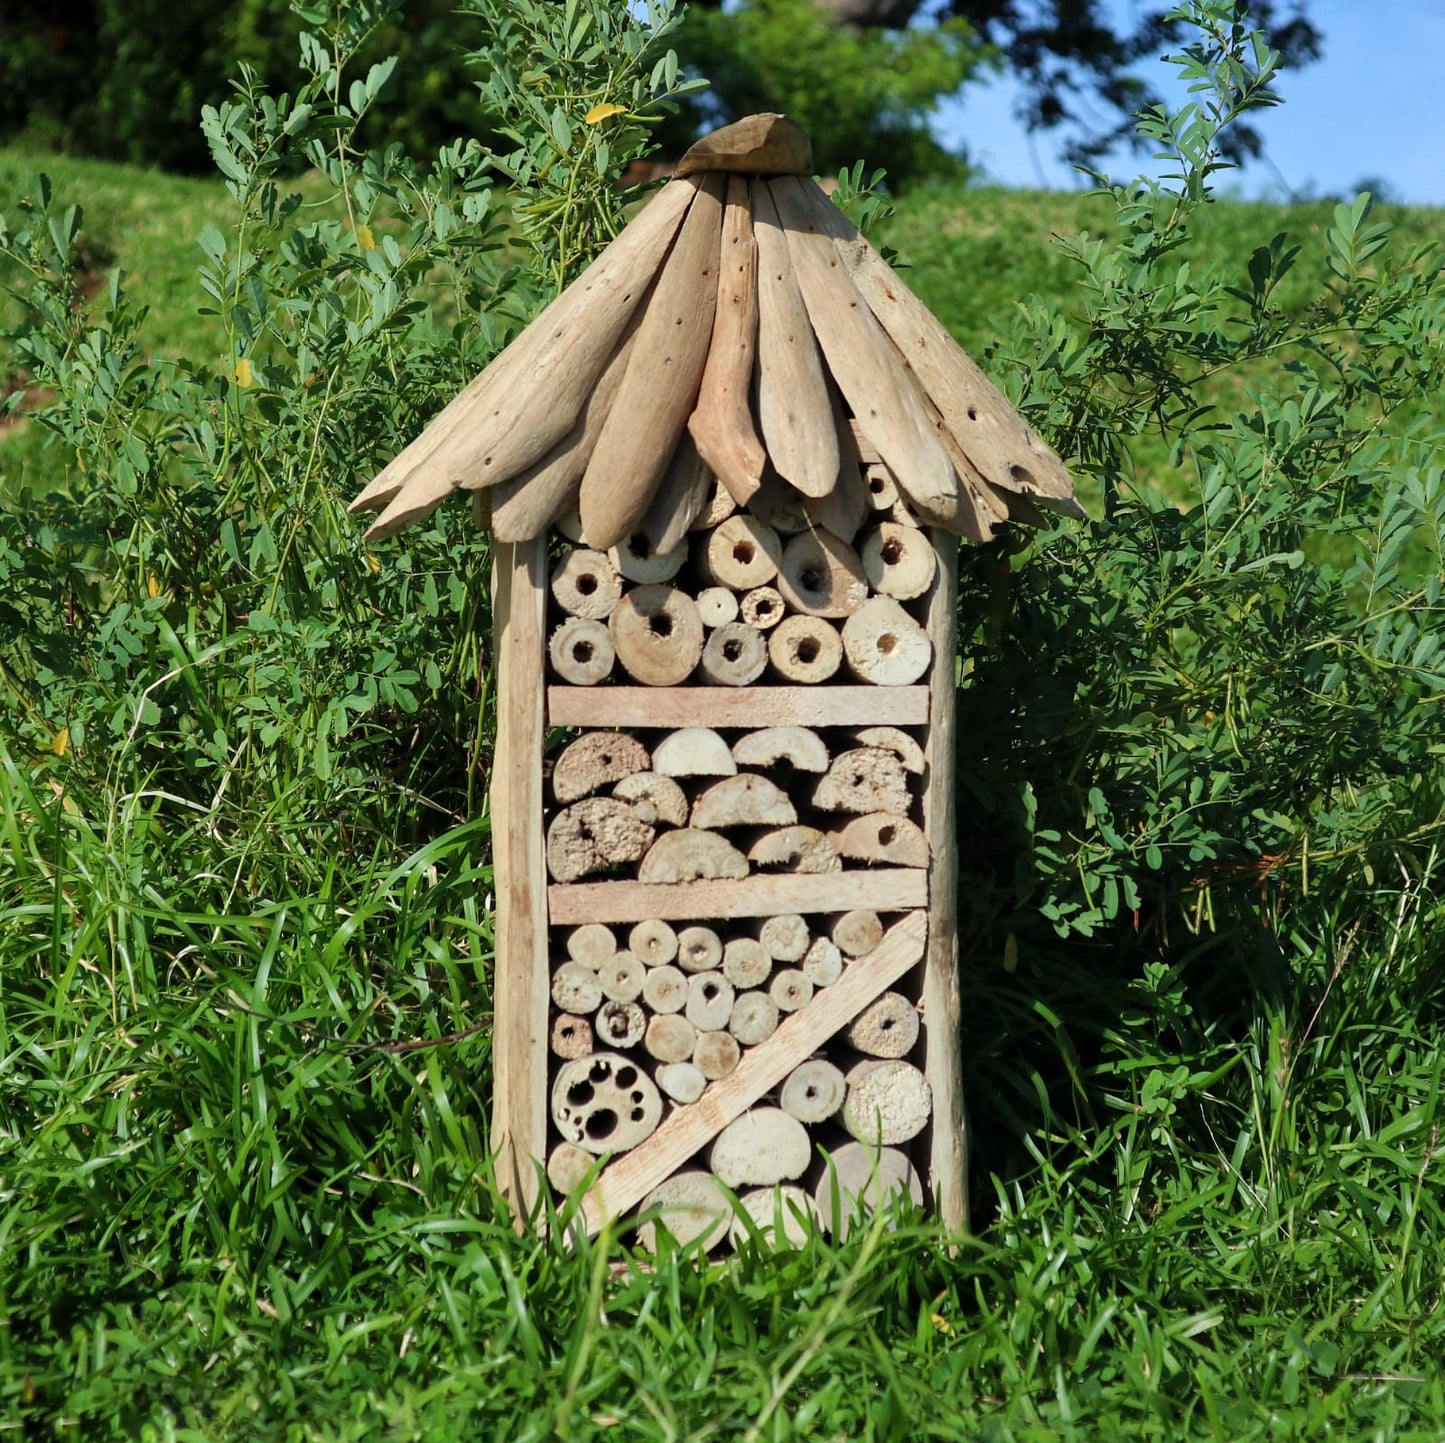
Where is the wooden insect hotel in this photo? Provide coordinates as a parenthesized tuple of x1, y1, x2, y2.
(351, 115, 1078, 1249)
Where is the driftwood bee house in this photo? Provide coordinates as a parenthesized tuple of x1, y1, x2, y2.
(351, 115, 1078, 1248)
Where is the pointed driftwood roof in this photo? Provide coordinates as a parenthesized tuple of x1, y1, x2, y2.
(350, 113, 1080, 549)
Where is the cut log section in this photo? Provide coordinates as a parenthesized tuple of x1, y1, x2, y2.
(801, 936, 844, 987)
(731, 726, 830, 773)
(546, 798, 655, 882)
(693, 1029, 742, 1080)
(832, 812, 930, 868)
(831, 910, 883, 958)
(552, 731, 651, 805)
(779, 1058, 845, 1123)
(655, 1063, 708, 1107)
(722, 938, 771, 990)
(841, 597, 932, 687)
(842, 1058, 932, 1146)
(566, 924, 616, 968)
(642, 965, 688, 1014)
(777, 531, 869, 618)
(846, 990, 920, 1059)
(644, 1013, 697, 1063)
(812, 748, 912, 816)
(675, 926, 724, 975)
(551, 1014, 594, 1059)
(551, 549, 622, 620)
(547, 1140, 597, 1195)
(729, 1186, 816, 1251)
(705, 514, 783, 590)
(709, 1107, 811, 1187)
(612, 773, 690, 829)
(639, 829, 750, 883)
(548, 618, 614, 686)
(609, 532, 686, 584)
(851, 726, 925, 774)
(636, 1170, 730, 1253)
(629, 918, 680, 968)
(739, 586, 786, 631)
(640, 431, 712, 557)
(864, 464, 899, 509)
(747, 826, 841, 874)
(552, 1053, 663, 1154)
(769, 969, 814, 1013)
(696, 586, 740, 627)
(652, 727, 737, 778)
(861, 522, 937, 600)
(699, 622, 769, 686)
(610, 585, 705, 687)
(551, 962, 604, 1016)
(691, 774, 797, 830)
(813, 1142, 922, 1239)
(597, 951, 646, 1003)
(685, 972, 736, 1032)
(693, 479, 738, 530)
(595, 999, 646, 1050)
(728, 990, 779, 1045)
(760, 913, 809, 962)
(768, 615, 843, 684)
(674, 113, 814, 179)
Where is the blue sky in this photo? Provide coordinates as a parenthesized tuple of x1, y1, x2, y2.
(932, 0, 1445, 206)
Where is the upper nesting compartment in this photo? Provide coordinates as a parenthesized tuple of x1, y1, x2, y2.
(349, 113, 1081, 549)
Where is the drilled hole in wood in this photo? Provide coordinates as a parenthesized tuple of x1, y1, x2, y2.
(796, 637, 821, 664)
(800, 566, 824, 592)
(627, 534, 652, 559)
(615, 1065, 638, 1087)
(722, 639, 743, 662)
(967, 406, 978, 420)
(876, 633, 897, 655)
(1010, 464, 1034, 487)
(879, 825, 897, 845)
(568, 1080, 594, 1107)
(649, 614, 674, 638)
(756, 599, 775, 617)
(733, 541, 755, 564)
(585, 1109, 618, 1140)
(576, 573, 598, 595)
(881, 538, 904, 565)
(869, 475, 887, 495)
(572, 641, 594, 663)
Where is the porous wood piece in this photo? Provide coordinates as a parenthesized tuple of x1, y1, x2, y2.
(747, 826, 841, 874)
(693, 1029, 742, 1080)
(729, 1186, 816, 1250)
(852, 726, 925, 774)
(595, 998, 646, 1049)
(861, 522, 936, 600)
(674, 113, 814, 178)
(676, 926, 724, 974)
(552, 731, 651, 805)
(612, 773, 690, 829)
(685, 971, 736, 1032)
(813, 1143, 922, 1239)
(831, 910, 883, 958)
(739, 586, 785, 631)
(639, 829, 750, 883)
(802, 936, 843, 987)
(548, 618, 614, 685)
(353, 178, 695, 526)
(731, 726, 829, 773)
(610, 585, 705, 687)
(841, 597, 932, 687)
(636, 1170, 730, 1254)
(812, 748, 911, 816)
(842, 1059, 932, 1146)
(750, 180, 839, 497)
(889, 494, 922, 529)
(547, 1140, 597, 1195)
(699, 622, 769, 686)
(706, 514, 783, 590)
(552, 962, 604, 1016)
(655, 1063, 708, 1106)
(551, 549, 622, 620)
(847, 990, 920, 1058)
(652, 727, 737, 777)
(642, 964, 688, 1015)
(769, 968, 814, 1013)
(546, 798, 655, 882)
(629, 918, 679, 968)
(609, 532, 686, 585)
(550, 686, 930, 730)
(567, 923, 617, 968)
(864, 463, 898, 509)
(696, 586, 740, 627)
(777, 531, 869, 618)
(641, 431, 713, 556)
(551, 1014, 594, 1059)
(728, 990, 779, 1045)
(691, 774, 797, 830)
(598, 951, 646, 1003)
(644, 1013, 697, 1064)
(579, 174, 725, 550)
(779, 1058, 845, 1123)
(689, 175, 766, 505)
(760, 913, 809, 962)
(709, 1107, 811, 1187)
(767, 615, 843, 684)
(722, 937, 770, 989)
(832, 812, 930, 868)
(553, 1053, 663, 1154)
(693, 479, 738, 530)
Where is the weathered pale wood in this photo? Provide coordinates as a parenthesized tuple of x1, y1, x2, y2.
(548, 868, 928, 927)
(693, 479, 738, 530)
(813, 747, 912, 815)
(652, 728, 737, 778)
(685, 972, 736, 1032)
(489, 537, 551, 1219)
(760, 913, 809, 962)
(751, 179, 839, 497)
(638, 828, 750, 883)
(852, 725, 925, 774)
(676, 926, 724, 974)
(861, 522, 936, 600)
(595, 999, 646, 1049)
(551, 961, 604, 1015)
(705, 514, 783, 590)
(739, 585, 785, 630)
(629, 918, 680, 967)
(579, 911, 928, 1233)
(609, 585, 705, 687)
(693, 1028, 741, 1080)
(644, 1013, 697, 1063)
(635, 1170, 730, 1253)
(846, 990, 920, 1058)
(610, 530, 687, 585)
(831, 909, 883, 958)
(728, 1186, 816, 1250)
(831, 811, 930, 868)
(842, 1059, 932, 1145)
(699, 622, 769, 687)
(642, 964, 688, 1014)
(920, 529, 966, 1234)
(801, 936, 843, 986)
(553, 1053, 663, 1154)
(696, 586, 741, 627)
(579, 174, 725, 549)
(747, 825, 841, 874)
(612, 773, 690, 828)
(689, 175, 766, 504)
(691, 774, 797, 830)
(777, 530, 869, 618)
(550, 548, 622, 620)
(566, 923, 616, 968)
(728, 989, 779, 1044)
(548, 1141, 597, 1195)
(731, 726, 829, 772)
(550, 1014, 594, 1060)
(766, 614, 842, 683)
(552, 731, 650, 804)
(813, 1143, 923, 1239)
(597, 951, 645, 1003)
(654, 1064, 708, 1107)
(841, 596, 933, 687)
(722, 938, 772, 990)
(547, 618, 614, 686)
(548, 685, 930, 729)
(769, 968, 813, 1013)
(709, 1108, 810, 1186)
(546, 797, 655, 882)
(351, 178, 696, 521)
(779, 1058, 845, 1123)
(674, 112, 814, 178)
(639, 431, 713, 558)
(769, 176, 957, 520)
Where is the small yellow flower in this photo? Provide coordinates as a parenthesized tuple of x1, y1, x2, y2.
(235, 357, 254, 388)
(366, 551, 382, 574)
(357, 223, 376, 251)
(585, 103, 627, 125)
(50, 727, 71, 758)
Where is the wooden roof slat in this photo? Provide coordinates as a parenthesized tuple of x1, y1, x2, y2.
(641, 431, 713, 556)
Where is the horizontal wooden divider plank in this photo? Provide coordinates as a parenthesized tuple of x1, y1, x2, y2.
(579, 909, 928, 1234)
(548, 867, 926, 926)
(547, 685, 929, 729)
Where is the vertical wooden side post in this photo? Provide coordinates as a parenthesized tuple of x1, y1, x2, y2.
(490, 536, 551, 1222)
(921, 529, 967, 1234)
